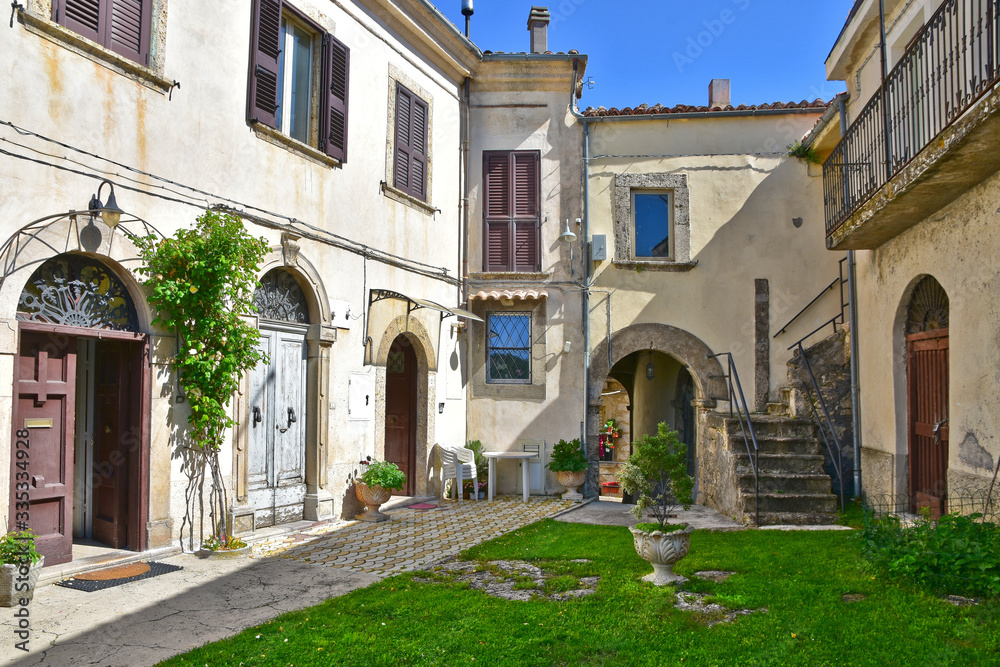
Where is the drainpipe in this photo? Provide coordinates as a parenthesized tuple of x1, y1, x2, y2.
(840, 94, 863, 498)
(462, 76, 472, 447)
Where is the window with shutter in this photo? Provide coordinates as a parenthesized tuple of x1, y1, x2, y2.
(482, 150, 541, 272)
(393, 83, 429, 201)
(247, 0, 350, 162)
(54, 0, 151, 65)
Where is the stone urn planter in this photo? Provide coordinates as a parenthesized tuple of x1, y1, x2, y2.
(0, 556, 44, 607)
(556, 470, 586, 501)
(355, 480, 392, 522)
(629, 524, 693, 585)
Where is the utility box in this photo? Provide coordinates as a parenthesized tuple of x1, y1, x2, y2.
(591, 234, 607, 261)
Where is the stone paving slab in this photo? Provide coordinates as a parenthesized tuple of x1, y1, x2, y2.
(1, 496, 576, 667)
(556, 500, 745, 531)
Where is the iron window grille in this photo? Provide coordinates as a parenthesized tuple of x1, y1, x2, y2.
(486, 312, 531, 384)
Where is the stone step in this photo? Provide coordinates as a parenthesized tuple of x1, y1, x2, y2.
(738, 473, 834, 495)
(744, 492, 839, 515)
(735, 453, 828, 475)
(728, 436, 823, 456)
(754, 511, 840, 526)
(766, 402, 788, 416)
(709, 413, 817, 440)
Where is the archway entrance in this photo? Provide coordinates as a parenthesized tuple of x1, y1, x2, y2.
(905, 276, 949, 516)
(384, 335, 417, 496)
(248, 269, 310, 527)
(11, 255, 148, 565)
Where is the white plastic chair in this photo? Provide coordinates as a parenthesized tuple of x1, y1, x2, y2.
(439, 445, 479, 503)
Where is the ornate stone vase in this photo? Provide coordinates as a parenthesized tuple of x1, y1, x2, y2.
(355, 481, 393, 522)
(629, 524, 693, 585)
(556, 470, 587, 501)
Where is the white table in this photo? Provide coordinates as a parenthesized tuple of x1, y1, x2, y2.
(483, 451, 538, 502)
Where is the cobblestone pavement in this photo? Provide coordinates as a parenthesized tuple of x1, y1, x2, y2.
(254, 496, 578, 574)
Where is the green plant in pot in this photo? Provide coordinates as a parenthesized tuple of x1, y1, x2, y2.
(1, 530, 44, 607)
(548, 438, 588, 501)
(616, 423, 695, 585)
(355, 456, 406, 522)
(465, 440, 488, 499)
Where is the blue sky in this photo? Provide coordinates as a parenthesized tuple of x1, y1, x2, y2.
(431, 0, 856, 109)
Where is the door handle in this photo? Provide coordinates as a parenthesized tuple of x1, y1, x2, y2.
(277, 408, 297, 433)
(252, 406, 262, 427)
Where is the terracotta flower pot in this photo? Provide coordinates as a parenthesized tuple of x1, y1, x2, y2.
(556, 469, 586, 501)
(629, 524, 693, 585)
(355, 480, 393, 522)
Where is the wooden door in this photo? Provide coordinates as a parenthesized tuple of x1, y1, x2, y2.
(11, 331, 77, 565)
(91, 340, 132, 548)
(907, 328, 949, 517)
(248, 325, 307, 527)
(384, 337, 416, 496)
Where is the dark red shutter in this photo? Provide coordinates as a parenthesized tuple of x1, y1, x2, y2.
(55, 0, 103, 45)
(483, 151, 539, 272)
(108, 0, 150, 65)
(394, 86, 412, 193)
(410, 96, 428, 200)
(248, 0, 283, 129)
(321, 33, 349, 162)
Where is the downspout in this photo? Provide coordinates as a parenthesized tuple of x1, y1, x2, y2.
(841, 95, 863, 497)
(462, 76, 472, 447)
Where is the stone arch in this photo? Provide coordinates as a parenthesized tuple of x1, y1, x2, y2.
(373, 314, 437, 497)
(258, 245, 331, 324)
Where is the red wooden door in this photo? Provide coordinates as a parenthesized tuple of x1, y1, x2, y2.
(907, 328, 949, 517)
(92, 340, 132, 548)
(10, 332, 77, 565)
(384, 337, 417, 496)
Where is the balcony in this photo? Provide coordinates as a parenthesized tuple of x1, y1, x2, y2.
(824, 0, 1000, 249)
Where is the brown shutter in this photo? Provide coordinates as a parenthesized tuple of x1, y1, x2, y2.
(321, 33, 349, 162)
(248, 0, 283, 129)
(483, 152, 511, 271)
(486, 223, 511, 271)
(55, 0, 103, 45)
(483, 151, 539, 272)
(512, 152, 540, 271)
(108, 0, 150, 65)
(394, 85, 412, 193)
(410, 96, 428, 200)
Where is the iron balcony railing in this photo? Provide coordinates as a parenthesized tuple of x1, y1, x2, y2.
(824, 0, 1000, 237)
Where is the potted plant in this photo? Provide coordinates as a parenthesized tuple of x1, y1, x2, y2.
(1, 530, 44, 607)
(616, 423, 695, 585)
(466, 440, 489, 499)
(196, 523, 249, 559)
(599, 418, 622, 460)
(355, 456, 406, 522)
(548, 438, 588, 501)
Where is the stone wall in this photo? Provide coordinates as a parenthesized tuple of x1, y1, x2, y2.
(699, 412, 745, 522)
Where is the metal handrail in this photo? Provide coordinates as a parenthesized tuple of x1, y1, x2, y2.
(793, 341, 846, 512)
(824, 0, 1000, 236)
(708, 352, 761, 525)
(776, 256, 848, 344)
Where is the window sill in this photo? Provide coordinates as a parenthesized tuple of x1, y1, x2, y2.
(18, 10, 173, 94)
(612, 260, 698, 272)
(469, 272, 552, 282)
(251, 123, 341, 168)
(380, 183, 437, 215)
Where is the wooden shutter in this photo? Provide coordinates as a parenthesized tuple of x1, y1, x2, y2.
(248, 0, 283, 129)
(483, 151, 540, 272)
(56, 0, 103, 44)
(394, 84, 428, 200)
(321, 34, 349, 162)
(55, 0, 151, 65)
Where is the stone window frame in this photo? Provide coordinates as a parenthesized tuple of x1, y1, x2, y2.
(470, 299, 546, 400)
(18, 0, 173, 94)
(613, 173, 695, 271)
(383, 64, 436, 214)
(486, 311, 532, 385)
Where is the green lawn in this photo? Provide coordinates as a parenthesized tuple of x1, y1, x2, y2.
(158, 521, 1000, 666)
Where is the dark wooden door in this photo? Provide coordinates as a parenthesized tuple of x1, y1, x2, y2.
(11, 331, 77, 565)
(91, 340, 132, 548)
(907, 328, 949, 517)
(384, 337, 417, 496)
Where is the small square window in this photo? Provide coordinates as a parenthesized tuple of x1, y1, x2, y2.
(632, 190, 672, 259)
(487, 313, 531, 384)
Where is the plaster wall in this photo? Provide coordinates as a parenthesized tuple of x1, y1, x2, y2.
(0, 0, 471, 543)
(853, 166, 1000, 498)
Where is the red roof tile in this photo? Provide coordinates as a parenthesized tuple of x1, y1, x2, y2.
(582, 99, 829, 117)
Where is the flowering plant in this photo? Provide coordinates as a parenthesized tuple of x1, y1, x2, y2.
(201, 533, 247, 551)
(600, 480, 620, 488)
(358, 456, 406, 490)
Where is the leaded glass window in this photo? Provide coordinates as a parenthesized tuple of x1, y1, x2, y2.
(487, 312, 531, 384)
(17, 255, 139, 331)
(254, 269, 310, 323)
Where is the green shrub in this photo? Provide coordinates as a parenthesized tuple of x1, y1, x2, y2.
(548, 438, 587, 473)
(466, 440, 487, 480)
(616, 423, 693, 530)
(359, 457, 406, 490)
(0, 530, 42, 565)
(861, 511, 1000, 597)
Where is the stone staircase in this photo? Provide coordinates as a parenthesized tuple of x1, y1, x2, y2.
(705, 412, 839, 525)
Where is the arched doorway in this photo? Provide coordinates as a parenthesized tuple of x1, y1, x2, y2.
(11, 254, 149, 565)
(905, 276, 949, 516)
(384, 336, 417, 496)
(248, 268, 310, 527)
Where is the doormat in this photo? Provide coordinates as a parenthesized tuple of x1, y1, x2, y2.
(55, 562, 183, 593)
(406, 503, 440, 510)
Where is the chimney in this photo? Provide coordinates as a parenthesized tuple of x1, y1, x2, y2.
(528, 6, 551, 54)
(709, 79, 731, 109)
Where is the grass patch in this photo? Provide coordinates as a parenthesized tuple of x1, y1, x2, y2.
(158, 521, 1000, 666)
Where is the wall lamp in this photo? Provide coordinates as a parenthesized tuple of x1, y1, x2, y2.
(88, 180, 124, 228)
